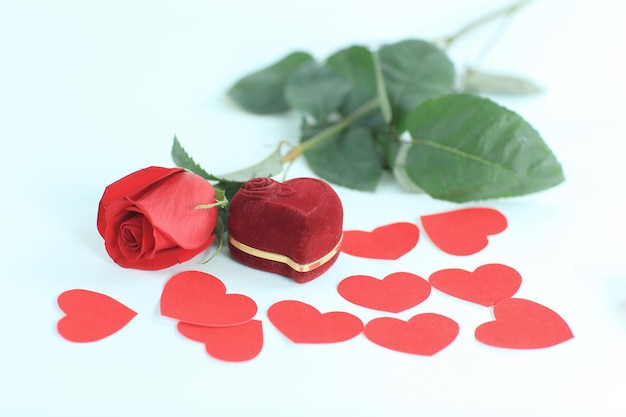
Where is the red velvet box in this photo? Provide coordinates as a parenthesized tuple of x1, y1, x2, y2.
(227, 177, 343, 283)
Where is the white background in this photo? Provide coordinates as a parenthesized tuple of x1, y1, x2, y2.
(1, 0, 625, 416)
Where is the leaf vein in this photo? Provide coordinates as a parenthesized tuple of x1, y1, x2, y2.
(414, 139, 521, 177)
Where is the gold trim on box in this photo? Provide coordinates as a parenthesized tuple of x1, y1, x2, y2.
(228, 234, 343, 273)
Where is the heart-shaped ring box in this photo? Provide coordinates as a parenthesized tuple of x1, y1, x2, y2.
(227, 177, 343, 283)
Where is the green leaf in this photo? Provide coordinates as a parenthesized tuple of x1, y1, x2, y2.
(326, 46, 384, 125)
(214, 180, 243, 206)
(171, 136, 224, 181)
(378, 39, 455, 130)
(302, 125, 383, 191)
(228, 51, 314, 114)
(218, 143, 284, 182)
(284, 62, 352, 122)
(391, 141, 425, 193)
(214, 187, 227, 204)
(173, 137, 283, 184)
(373, 51, 393, 124)
(398, 93, 564, 202)
(369, 126, 399, 170)
(213, 180, 244, 231)
(463, 68, 543, 95)
(215, 180, 243, 199)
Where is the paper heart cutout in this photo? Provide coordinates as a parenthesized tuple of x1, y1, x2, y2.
(57, 289, 137, 343)
(365, 313, 459, 356)
(421, 208, 507, 255)
(429, 263, 522, 306)
(341, 222, 420, 260)
(267, 300, 363, 343)
(338, 272, 431, 312)
(177, 320, 263, 362)
(160, 270, 257, 327)
(475, 298, 573, 349)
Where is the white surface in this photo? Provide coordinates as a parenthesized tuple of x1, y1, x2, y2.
(1, 1, 625, 416)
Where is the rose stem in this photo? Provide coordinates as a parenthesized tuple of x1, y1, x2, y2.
(281, 97, 380, 163)
(437, 0, 535, 48)
(281, 1, 533, 164)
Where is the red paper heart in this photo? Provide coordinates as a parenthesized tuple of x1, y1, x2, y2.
(429, 263, 522, 306)
(160, 270, 257, 326)
(57, 289, 137, 343)
(267, 300, 363, 343)
(341, 222, 420, 260)
(475, 298, 574, 349)
(364, 313, 459, 356)
(177, 320, 263, 362)
(421, 208, 507, 255)
(338, 272, 431, 312)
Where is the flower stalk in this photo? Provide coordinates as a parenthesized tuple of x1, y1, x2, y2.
(437, 0, 535, 48)
(281, 97, 380, 164)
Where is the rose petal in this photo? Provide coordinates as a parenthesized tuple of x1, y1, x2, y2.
(126, 205, 176, 259)
(140, 213, 158, 259)
(102, 200, 146, 266)
(97, 167, 183, 237)
(134, 171, 217, 249)
(117, 214, 145, 261)
(106, 227, 214, 270)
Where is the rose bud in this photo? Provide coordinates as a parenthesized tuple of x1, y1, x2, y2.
(97, 166, 218, 270)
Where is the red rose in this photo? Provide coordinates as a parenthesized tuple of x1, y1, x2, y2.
(97, 166, 218, 270)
